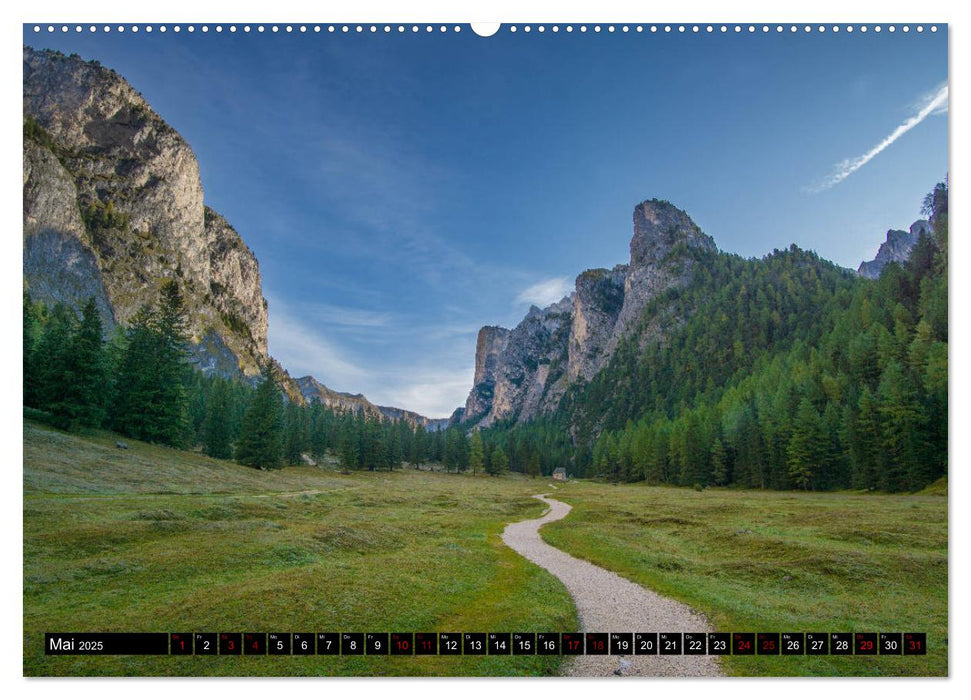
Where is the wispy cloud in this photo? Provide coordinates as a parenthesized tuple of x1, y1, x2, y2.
(515, 277, 573, 307)
(267, 293, 477, 416)
(806, 82, 948, 194)
(266, 301, 369, 387)
(300, 302, 395, 329)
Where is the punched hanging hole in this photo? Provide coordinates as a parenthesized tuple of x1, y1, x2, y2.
(471, 23, 501, 37)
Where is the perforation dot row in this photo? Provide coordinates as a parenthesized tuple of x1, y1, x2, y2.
(508, 24, 936, 34)
(30, 24, 940, 35)
(32, 25, 465, 34)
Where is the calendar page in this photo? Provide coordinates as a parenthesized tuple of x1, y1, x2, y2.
(21, 14, 948, 681)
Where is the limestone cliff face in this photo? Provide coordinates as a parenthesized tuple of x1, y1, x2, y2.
(858, 220, 931, 280)
(606, 200, 716, 356)
(22, 47, 268, 379)
(469, 298, 573, 428)
(568, 265, 627, 383)
(460, 200, 716, 428)
(23, 140, 115, 327)
(463, 326, 510, 421)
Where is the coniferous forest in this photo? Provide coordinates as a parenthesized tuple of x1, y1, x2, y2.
(23, 281, 476, 475)
(23, 182, 947, 493)
(478, 182, 948, 492)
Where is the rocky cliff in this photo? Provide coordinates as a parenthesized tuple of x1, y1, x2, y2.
(23, 47, 267, 380)
(858, 220, 931, 279)
(24, 47, 458, 426)
(460, 199, 715, 428)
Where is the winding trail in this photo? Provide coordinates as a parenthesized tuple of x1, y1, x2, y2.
(501, 494, 723, 677)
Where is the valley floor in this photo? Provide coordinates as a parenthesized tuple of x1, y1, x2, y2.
(23, 421, 946, 677)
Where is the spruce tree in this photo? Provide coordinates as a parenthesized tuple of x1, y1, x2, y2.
(787, 399, 820, 490)
(490, 445, 509, 476)
(711, 437, 728, 486)
(410, 425, 425, 468)
(62, 297, 108, 428)
(339, 415, 362, 471)
(111, 305, 156, 439)
(526, 452, 541, 478)
(151, 281, 190, 446)
(853, 388, 882, 490)
(284, 402, 310, 465)
(23, 293, 42, 408)
(469, 430, 484, 476)
(309, 400, 328, 460)
(34, 303, 75, 426)
(202, 377, 234, 459)
(362, 419, 384, 471)
(876, 361, 926, 491)
(444, 428, 459, 472)
(235, 372, 285, 469)
(110, 283, 191, 447)
(387, 424, 402, 470)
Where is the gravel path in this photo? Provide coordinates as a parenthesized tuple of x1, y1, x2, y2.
(501, 494, 723, 677)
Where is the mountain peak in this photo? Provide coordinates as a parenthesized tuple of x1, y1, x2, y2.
(631, 199, 716, 267)
(459, 197, 717, 429)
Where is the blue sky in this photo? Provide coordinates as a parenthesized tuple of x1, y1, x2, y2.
(23, 24, 948, 417)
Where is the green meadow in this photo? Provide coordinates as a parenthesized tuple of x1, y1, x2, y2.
(542, 480, 947, 676)
(23, 421, 574, 676)
(23, 420, 946, 677)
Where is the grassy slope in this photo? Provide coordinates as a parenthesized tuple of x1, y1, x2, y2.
(541, 480, 947, 676)
(23, 422, 575, 676)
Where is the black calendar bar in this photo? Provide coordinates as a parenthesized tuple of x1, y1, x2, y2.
(45, 632, 169, 655)
(42, 632, 926, 655)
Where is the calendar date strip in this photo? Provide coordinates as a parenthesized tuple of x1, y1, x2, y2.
(45, 631, 927, 656)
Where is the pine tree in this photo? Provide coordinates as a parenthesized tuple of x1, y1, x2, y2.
(387, 423, 403, 470)
(284, 402, 310, 465)
(469, 430, 484, 476)
(787, 399, 820, 490)
(526, 452, 541, 478)
(711, 437, 728, 486)
(309, 400, 329, 460)
(444, 428, 460, 473)
(151, 281, 190, 446)
(410, 425, 426, 468)
(110, 282, 191, 446)
(62, 297, 108, 428)
(490, 445, 509, 476)
(362, 419, 385, 471)
(453, 429, 470, 472)
(111, 305, 157, 439)
(876, 361, 926, 491)
(34, 303, 75, 426)
(852, 388, 881, 490)
(235, 372, 285, 469)
(339, 417, 361, 472)
(203, 378, 234, 459)
(23, 293, 43, 408)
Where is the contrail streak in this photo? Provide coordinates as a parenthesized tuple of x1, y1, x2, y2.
(806, 83, 948, 193)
